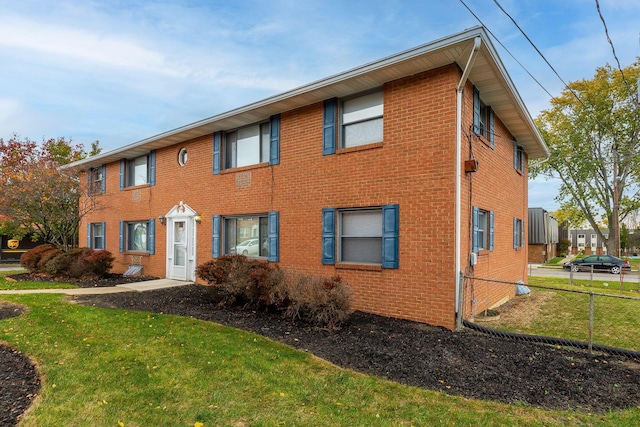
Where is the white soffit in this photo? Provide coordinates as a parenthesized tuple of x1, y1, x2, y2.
(66, 26, 547, 170)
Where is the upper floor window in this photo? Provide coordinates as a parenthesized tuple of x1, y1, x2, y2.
(225, 123, 271, 169)
(213, 115, 280, 174)
(473, 86, 494, 147)
(342, 91, 384, 148)
(88, 165, 106, 194)
(120, 151, 156, 188)
(323, 90, 384, 155)
(514, 143, 524, 173)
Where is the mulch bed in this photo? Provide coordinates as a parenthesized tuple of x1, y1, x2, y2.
(2, 273, 640, 425)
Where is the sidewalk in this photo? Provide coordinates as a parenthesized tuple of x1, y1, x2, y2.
(0, 278, 192, 295)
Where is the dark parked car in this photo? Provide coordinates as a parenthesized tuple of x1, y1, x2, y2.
(563, 255, 631, 274)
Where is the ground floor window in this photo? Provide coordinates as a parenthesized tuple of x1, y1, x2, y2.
(514, 218, 524, 248)
(120, 220, 155, 254)
(224, 215, 269, 257)
(322, 204, 399, 268)
(473, 207, 494, 252)
(212, 212, 279, 262)
(88, 222, 105, 250)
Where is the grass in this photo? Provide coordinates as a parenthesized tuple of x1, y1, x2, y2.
(0, 270, 76, 290)
(495, 276, 640, 351)
(1, 275, 640, 425)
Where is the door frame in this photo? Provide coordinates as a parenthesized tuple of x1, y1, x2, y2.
(164, 202, 198, 281)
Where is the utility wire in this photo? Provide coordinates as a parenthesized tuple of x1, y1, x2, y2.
(490, 0, 586, 109)
(595, 0, 637, 104)
(458, 0, 554, 99)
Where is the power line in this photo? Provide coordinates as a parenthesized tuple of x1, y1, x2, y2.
(490, 0, 586, 109)
(458, 0, 554, 99)
(594, 0, 637, 103)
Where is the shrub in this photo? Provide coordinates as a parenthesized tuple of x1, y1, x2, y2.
(274, 270, 353, 326)
(37, 247, 63, 272)
(20, 245, 114, 278)
(196, 258, 354, 326)
(196, 255, 278, 308)
(20, 244, 56, 271)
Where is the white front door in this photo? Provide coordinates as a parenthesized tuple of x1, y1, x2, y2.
(164, 202, 198, 281)
(169, 219, 188, 280)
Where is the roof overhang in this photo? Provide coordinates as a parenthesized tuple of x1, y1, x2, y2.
(66, 26, 548, 171)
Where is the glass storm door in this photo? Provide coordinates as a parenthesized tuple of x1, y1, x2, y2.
(169, 220, 187, 280)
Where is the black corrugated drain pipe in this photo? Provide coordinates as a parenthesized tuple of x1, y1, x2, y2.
(463, 320, 640, 360)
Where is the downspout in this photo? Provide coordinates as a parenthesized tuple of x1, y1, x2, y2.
(455, 36, 481, 330)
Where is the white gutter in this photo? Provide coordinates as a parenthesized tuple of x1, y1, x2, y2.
(455, 36, 481, 330)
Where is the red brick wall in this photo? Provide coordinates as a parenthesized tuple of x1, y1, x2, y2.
(80, 64, 529, 329)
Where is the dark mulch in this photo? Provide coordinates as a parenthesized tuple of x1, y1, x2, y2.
(2, 274, 640, 424)
(6, 272, 160, 288)
(0, 302, 39, 427)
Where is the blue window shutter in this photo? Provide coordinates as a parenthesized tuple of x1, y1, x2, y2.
(87, 223, 91, 248)
(212, 215, 220, 258)
(101, 164, 106, 193)
(270, 114, 280, 165)
(513, 141, 518, 170)
(148, 219, 155, 255)
(101, 222, 106, 250)
(323, 98, 337, 155)
(382, 204, 399, 269)
(268, 211, 279, 262)
(513, 218, 518, 249)
(213, 132, 221, 174)
(489, 211, 495, 251)
(321, 208, 336, 264)
(488, 108, 495, 148)
(472, 206, 479, 253)
(473, 87, 480, 134)
(149, 151, 156, 186)
(119, 221, 124, 253)
(119, 160, 125, 190)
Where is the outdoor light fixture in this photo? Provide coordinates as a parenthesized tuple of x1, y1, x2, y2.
(194, 215, 202, 224)
(158, 215, 166, 225)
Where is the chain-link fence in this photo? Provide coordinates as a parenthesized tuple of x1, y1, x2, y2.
(462, 271, 640, 359)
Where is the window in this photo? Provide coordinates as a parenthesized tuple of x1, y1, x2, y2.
(120, 220, 155, 254)
(120, 151, 156, 188)
(178, 148, 188, 166)
(323, 90, 384, 154)
(322, 205, 399, 268)
(88, 165, 106, 194)
(213, 115, 280, 173)
(342, 91, 384, 148)
(591, 234, 598, 249)
(473, 87, 494, 147)
(225, 123, 270, 169)
(513, 218, 524, 248)
(472, 207, 494, 252)
(514, 142, 524, 173)
(224, 215, 269, 257)
(212, 212, 279, 262)
(87, 222, 105, 249)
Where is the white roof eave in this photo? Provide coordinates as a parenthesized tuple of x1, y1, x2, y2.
(65, 26, 548, 171)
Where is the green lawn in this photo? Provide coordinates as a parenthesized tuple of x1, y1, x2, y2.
(0, 269, 76, 290)
(1, 276, 640, 425)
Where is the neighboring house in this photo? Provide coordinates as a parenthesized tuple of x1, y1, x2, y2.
(569, 229, 609, 255)
(66, 27, 548, 330)
(528, 208, 559, 264)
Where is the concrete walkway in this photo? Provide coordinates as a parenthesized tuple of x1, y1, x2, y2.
(0, 278, 192, 295)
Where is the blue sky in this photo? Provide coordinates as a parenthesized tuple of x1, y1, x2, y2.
(1, 0, 638, 211)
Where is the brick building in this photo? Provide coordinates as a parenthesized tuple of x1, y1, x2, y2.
(68, 27, 548, 329)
